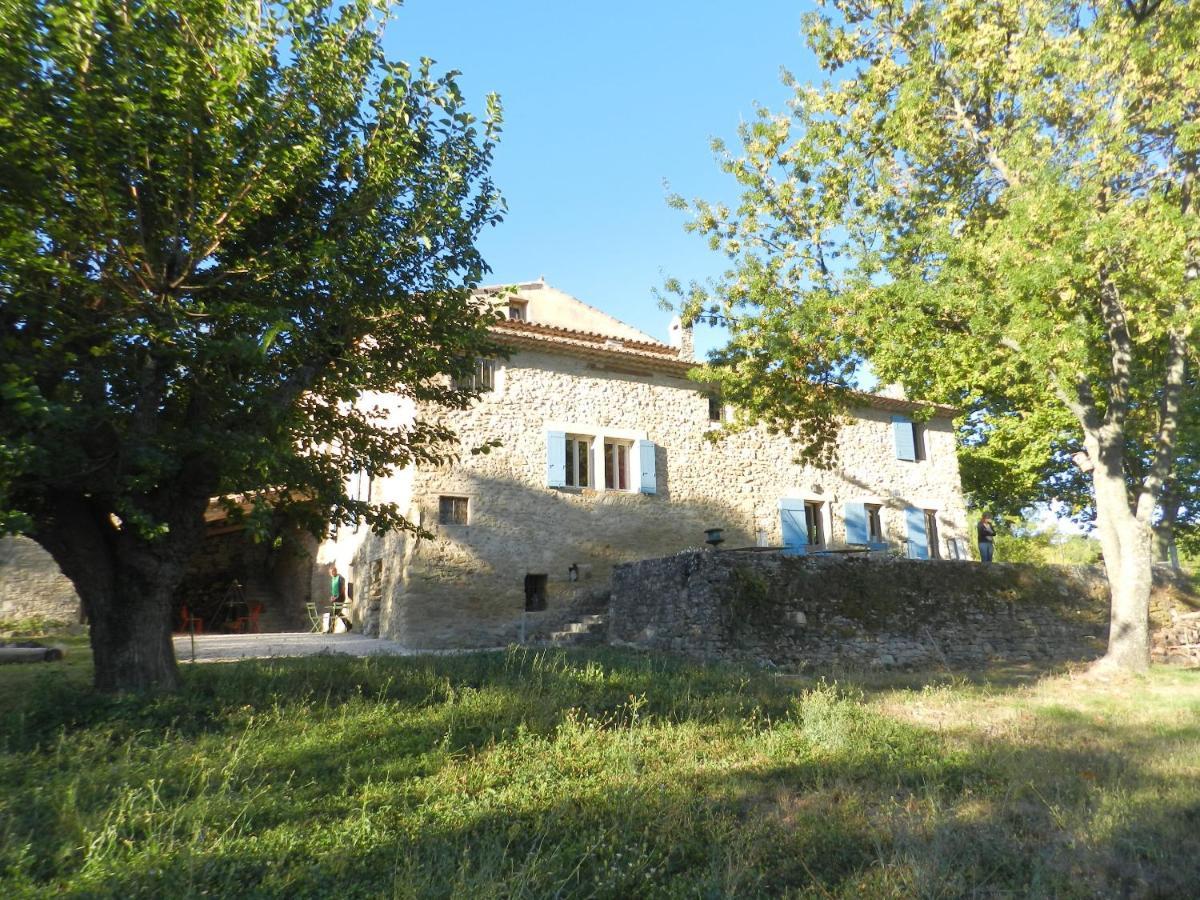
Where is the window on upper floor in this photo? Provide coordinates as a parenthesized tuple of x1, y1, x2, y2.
(707, 393, 723, 422)
(546, 430, 657, 494)
(508, 301, 528, 322)
(454, 359, 496, 393)
(891, 415, 926, 461)
(564, 434, 592, 488)
(604, 440, 632, 491)
(438, 495, 469, 525)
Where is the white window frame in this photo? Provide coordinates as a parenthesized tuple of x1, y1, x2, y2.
(803, 500, 825, 547)
(603, 439, 634, 491)
(438, 495, 469, 526)
(546, 423, 649, 494)
(865, 503, 884, 543)
(564, 434, 593, 488)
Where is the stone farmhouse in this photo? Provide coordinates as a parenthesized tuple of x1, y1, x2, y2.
(319, 280, 971, 647)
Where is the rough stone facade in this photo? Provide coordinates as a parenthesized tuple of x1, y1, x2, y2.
(0, 536, 81, 626)
(0, 527, 314, 632)
(609, 551, 1196, 669)
(323, 282, 971, 648)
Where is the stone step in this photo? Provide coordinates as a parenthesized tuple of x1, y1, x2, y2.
(542, 613, 608, 646)
(547, 623, 605, 636)
(546, 629, 606, 646)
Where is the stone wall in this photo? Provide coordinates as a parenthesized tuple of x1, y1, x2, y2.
(609, 551, 1198, 670)
(0, 536, 81, 626)
(349, 347, 970, 648)
(0, 527, 315, 632)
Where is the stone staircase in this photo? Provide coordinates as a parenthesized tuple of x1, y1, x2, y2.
(541, 612, 608, 647)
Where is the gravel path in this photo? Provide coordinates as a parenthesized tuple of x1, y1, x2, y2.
(172, 632, 427, 662)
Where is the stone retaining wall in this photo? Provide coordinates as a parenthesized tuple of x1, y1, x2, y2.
(609, 551, 1196, 670)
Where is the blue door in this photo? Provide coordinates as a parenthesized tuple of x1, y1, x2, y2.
(780, 500, 808, 556)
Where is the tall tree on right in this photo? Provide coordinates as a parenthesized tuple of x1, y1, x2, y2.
(671, 0, 1198, 672)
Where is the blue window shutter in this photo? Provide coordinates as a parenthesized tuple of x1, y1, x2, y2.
(906, 507, 928, 559)
(635, 440, 657, 494)
(779, 499, 808, 556)
(892, 416, 916, 461)
(844, 503, 868, 544)
(546, 431, 566, 487)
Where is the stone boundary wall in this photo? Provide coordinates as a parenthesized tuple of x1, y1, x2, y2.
(0, 536, 81, 626)
(609, 551, 1197, 670)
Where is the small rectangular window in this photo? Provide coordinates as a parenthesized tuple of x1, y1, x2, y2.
(707, 394, 723, 422)
(453, 359, 496, 392)
(604, 441, 630, 491)
(565, 435, 591, 487)
(438, 495, 469, 525)
(508, 301, 527, 322)
(866, 503, 883, 543)
(804, 500, 824, 547)
(924, 510, 940, 559)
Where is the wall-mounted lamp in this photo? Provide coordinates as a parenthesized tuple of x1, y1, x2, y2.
(704, 528, 725, 548)
(568, 563, 579, 582)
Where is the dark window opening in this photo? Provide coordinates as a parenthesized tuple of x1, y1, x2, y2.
(439, 495, 469, 525)
(508, 301, 527, 321)
(804, 501, 824, 547)
(924, 510, 940, 559)
(708, 394, 723, 422)
(866, 504, 884, 543)
(524, 573, 548, 611)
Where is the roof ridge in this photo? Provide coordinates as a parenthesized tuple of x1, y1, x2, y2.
(494, 319, 676, 353)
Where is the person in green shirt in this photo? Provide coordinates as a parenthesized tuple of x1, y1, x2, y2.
(327, 564, 351, 632)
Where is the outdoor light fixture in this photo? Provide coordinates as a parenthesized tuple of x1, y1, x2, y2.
(568, 563, 579, 582)
(704, 528, 725, 548)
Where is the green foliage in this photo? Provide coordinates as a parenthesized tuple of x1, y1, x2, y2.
(2, 648, 1198, 896)
(993, 529, 1102, 567)
(0, 0, 504, 542)
(669, 0, 1198, 524)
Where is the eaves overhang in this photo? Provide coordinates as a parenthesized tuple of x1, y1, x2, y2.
(490, 321, 959, 418)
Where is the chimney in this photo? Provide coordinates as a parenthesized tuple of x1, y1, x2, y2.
(668, 315, 694, 361)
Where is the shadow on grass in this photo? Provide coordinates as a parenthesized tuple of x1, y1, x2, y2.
(3, 647, 1200, 897)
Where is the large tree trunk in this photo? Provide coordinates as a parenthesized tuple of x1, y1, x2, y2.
(1091, 452, 1153, 673)
(33, 491, 208, 692)
(83, 544, 187, 692)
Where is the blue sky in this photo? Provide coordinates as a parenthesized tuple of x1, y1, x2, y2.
(385, 1, 824, 354)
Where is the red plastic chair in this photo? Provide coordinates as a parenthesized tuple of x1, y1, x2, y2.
(180, 606, 204, 634)
(231, 603, 263, 634)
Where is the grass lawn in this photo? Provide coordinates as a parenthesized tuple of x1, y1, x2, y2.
(1, 639, 1198, 898)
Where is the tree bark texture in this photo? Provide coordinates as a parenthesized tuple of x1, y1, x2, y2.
(33, 492, 209, 692)
(1089, 439, 1153, 673)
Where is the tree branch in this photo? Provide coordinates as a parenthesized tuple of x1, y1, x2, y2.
(1096, 267, 1133, 434)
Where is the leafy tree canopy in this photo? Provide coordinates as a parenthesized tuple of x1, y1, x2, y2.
(0, 0, 504, 689)
(670, 0, 1198, 670)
